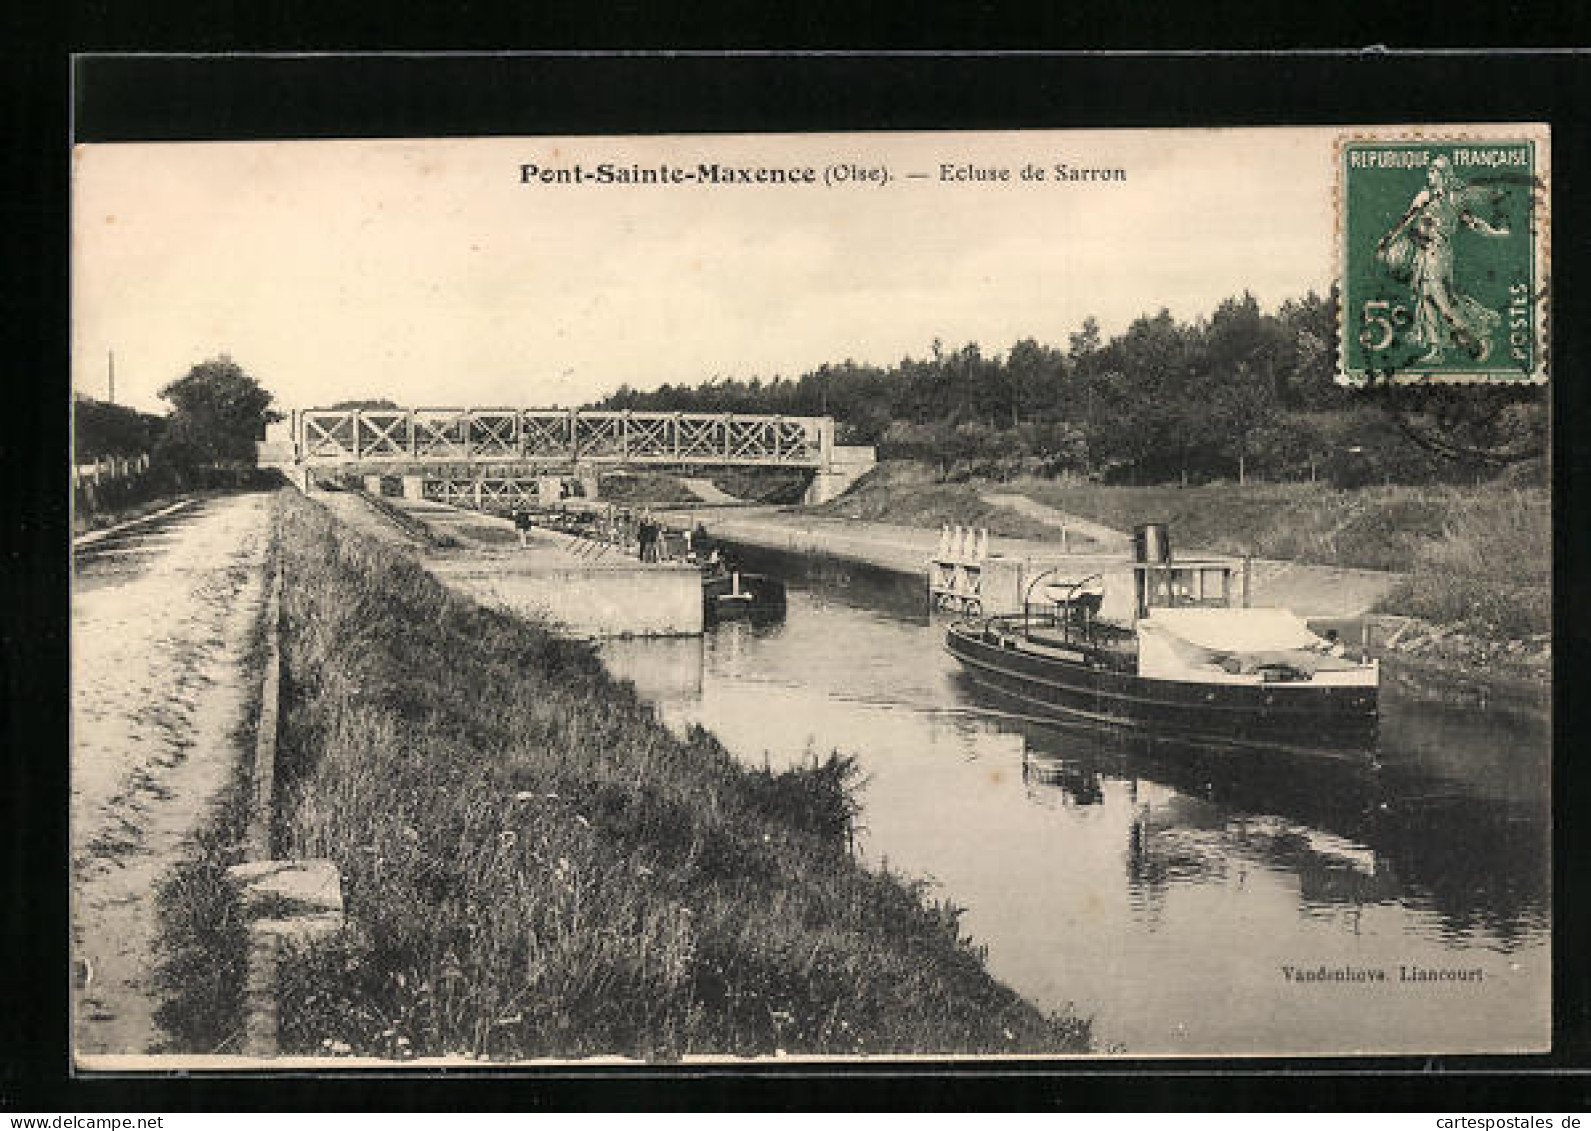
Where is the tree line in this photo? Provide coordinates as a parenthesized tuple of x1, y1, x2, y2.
(75, 355, 281, 483)
(74, 294, 1547, 493)
(595, 290, 1546, 487)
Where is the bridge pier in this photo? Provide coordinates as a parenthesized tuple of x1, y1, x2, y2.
(401, 475, 426, 501)
(536, 475, 564, 503)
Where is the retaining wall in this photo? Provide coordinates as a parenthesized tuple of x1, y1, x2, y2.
(427, 557, 703, 637)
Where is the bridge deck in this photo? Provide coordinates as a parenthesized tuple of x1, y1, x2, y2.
(293, 408, 834, 468)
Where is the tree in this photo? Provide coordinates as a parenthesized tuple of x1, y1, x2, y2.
(1093, 310, 1201, 483)
(1200, 295, 1285, 482)
(73, 395, 165, 459)
(157, 355, 281, 468)
(329, 398, 403, 410)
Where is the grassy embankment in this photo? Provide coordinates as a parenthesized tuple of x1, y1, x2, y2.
(597, 469, 810, 505)
(817, 463, 1550, 644)
(598, 471, 701, 505)
(707, 468, 812, 505)
(814, 462, 1069, 542)
(269, 489, 1090, 1060)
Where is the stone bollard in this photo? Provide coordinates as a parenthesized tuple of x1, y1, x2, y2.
(226, 860, 346, 1058)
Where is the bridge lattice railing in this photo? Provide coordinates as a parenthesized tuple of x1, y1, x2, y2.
(296, 408, 828, 467)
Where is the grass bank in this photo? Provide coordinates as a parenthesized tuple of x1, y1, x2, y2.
(599, 471, 701, 505)
(271, 489, 1089, 1060)
(818, 463, 1549, 640)
(708, 468, 811, 504)
(813, 462, 1071, 542)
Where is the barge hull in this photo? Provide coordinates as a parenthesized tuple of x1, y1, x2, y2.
(946, 626, 1377, 755)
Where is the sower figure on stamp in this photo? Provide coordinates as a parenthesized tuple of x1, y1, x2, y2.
(1376, 155, 1510, 364)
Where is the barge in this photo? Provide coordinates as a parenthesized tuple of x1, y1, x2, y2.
(702, 561, 787, 623)
(944, 525, 1379, 755)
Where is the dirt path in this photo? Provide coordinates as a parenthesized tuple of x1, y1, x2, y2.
(979, 492, 1132, 550)
(71, 492, 274, 1057)
(678, 477, 742, 504)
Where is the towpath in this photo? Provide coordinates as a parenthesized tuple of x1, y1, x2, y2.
(659, 503, 1401, 618)
(72, 492, 274, 1057)
(658, 505, 1123, 576)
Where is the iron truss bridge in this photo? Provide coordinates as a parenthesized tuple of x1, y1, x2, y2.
(293, 407, 834, 469)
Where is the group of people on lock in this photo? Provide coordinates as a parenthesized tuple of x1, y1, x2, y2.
(508, 503, 721, 570)
(633, 513, 722, 569)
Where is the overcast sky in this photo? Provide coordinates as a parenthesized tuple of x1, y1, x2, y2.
(73, 129, 1339, 414)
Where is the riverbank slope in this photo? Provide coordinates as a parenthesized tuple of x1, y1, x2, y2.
(271, 489, 1091, 1059)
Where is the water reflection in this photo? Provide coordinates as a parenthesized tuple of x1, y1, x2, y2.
(599, 556, 1550, 1054)
(1004, 709, 1548, 946)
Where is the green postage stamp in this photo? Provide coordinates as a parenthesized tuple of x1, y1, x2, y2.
(1338, 126, 1549, 385)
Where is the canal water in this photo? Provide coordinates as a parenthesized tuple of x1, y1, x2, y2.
(598, 550, 1550, 1057)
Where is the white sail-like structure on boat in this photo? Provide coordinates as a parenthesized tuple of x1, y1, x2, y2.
(1144, 608, 1322, 651)
(1137, 608, 1372, 683)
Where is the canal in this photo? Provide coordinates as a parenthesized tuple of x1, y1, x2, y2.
(600, 549, 1550, 1056)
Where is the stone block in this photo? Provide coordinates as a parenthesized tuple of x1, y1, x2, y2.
(229, 859, 343, 916)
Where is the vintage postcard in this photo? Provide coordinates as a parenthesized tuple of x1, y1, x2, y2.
(71, 127, 1551, 1067)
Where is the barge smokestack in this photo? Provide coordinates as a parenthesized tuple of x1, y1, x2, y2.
(1132, 523, 1172, 564)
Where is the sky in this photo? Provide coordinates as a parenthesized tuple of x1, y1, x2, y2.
(72, 129, 1341, 415)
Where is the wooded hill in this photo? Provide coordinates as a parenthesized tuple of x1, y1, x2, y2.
(595, 291, 1547, 487)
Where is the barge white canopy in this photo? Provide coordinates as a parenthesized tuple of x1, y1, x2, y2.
(1140, 608, 1323, 653)
(1134, 607, 1372, 682)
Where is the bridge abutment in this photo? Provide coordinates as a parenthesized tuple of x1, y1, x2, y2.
(803, 445, 878, 505)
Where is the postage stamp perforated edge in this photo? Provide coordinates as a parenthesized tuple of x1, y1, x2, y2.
(1333, 123, 1550, 387)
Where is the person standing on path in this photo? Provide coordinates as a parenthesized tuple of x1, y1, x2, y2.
(637, 513, 657, 562)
